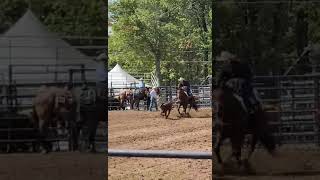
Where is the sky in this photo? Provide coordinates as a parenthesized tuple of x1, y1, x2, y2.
(108, 0, 117, 4)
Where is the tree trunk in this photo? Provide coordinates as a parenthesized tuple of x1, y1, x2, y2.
(155, 53, 161, 86)
(199, 1, 209, 78)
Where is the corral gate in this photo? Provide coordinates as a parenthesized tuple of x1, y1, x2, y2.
(254, 74, 320, 146)
(0, 65, 107, 152)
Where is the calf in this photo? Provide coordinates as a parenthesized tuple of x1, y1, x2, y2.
(160, 102, 174, 119)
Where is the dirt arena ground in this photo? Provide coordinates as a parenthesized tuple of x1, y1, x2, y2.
(108, 109, 212, 180)
(214, 147, 320, 180)
(0, 152, 105, 180)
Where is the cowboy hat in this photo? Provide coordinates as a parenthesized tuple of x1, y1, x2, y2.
(178, 77, 185, 81)
(217, 51, 238, 62)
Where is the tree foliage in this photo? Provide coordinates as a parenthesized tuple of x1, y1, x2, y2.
(109, 0, 212, 85)
(215, 1, 320, 75)
(0, 0, 105, 36)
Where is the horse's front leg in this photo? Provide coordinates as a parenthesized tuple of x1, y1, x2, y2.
(214, 132, 224, 164)
(178, 104, 182, 115)
(166, 109, 171, 119)
(38, 119, 50, 154)
(136, 100, 140, 111)
(242, 133, 258, 174)
(246, 134, 257, 161)
(188, 102, 192, 114)
(183, 104, 187, 115)
(231, 133, 244, 167)
(130, 100, 134, 110)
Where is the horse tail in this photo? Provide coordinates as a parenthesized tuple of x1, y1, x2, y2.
(259, 131, 276, 155)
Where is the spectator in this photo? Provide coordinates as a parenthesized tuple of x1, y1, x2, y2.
(149, 87, 158, 111)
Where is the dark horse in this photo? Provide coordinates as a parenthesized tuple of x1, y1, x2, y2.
(213, 79, 276, 172)
(78, 89, 107, 152)
(177, 86, 198, 115)
(131, 88, 148, 110)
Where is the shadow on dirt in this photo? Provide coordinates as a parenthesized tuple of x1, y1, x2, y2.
(214, 170, 320, 179)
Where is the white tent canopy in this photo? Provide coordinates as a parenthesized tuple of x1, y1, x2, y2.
(0, 9, 97, 83)
(108, 64, 150, 88)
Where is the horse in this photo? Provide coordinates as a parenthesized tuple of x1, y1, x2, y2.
(108, 96, 121, 110)
(119, 89, 133, 110)
(176, 86, 198, 116)
(78, 87, 107, 152)
(213, 79, 276, 172)
(32, 86, 77, 153)
(131, 88, 148, 110)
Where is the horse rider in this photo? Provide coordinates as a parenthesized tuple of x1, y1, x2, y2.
(138, 78, 146, 93)
(79, 82, 98, 152)
(216, 51, 259, 114)
(178, 77, 192, 96)
(139, 78, 145, 88)
(95, 51, 107, 99)
(80, 83, 97, 106)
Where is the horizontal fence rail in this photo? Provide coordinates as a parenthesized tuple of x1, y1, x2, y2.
(0, 64, 107, 153)
(108, 149, 212, 159)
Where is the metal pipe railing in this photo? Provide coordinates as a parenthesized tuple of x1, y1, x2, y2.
(108, 149, 212, 159)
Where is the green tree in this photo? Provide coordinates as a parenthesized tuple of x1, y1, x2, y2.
(0, 0, 105, 36)
(109, 0, 212, 85)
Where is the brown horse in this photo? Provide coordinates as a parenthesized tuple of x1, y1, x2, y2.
(32, 86, 77, 153)
(119, 89, 133, 110)
(177, 87, 198, 116)
(213, 85, 276, 171)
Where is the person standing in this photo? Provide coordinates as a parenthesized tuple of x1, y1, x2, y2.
(146, 87, 151, 110)
(149, 87, 158, 111)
